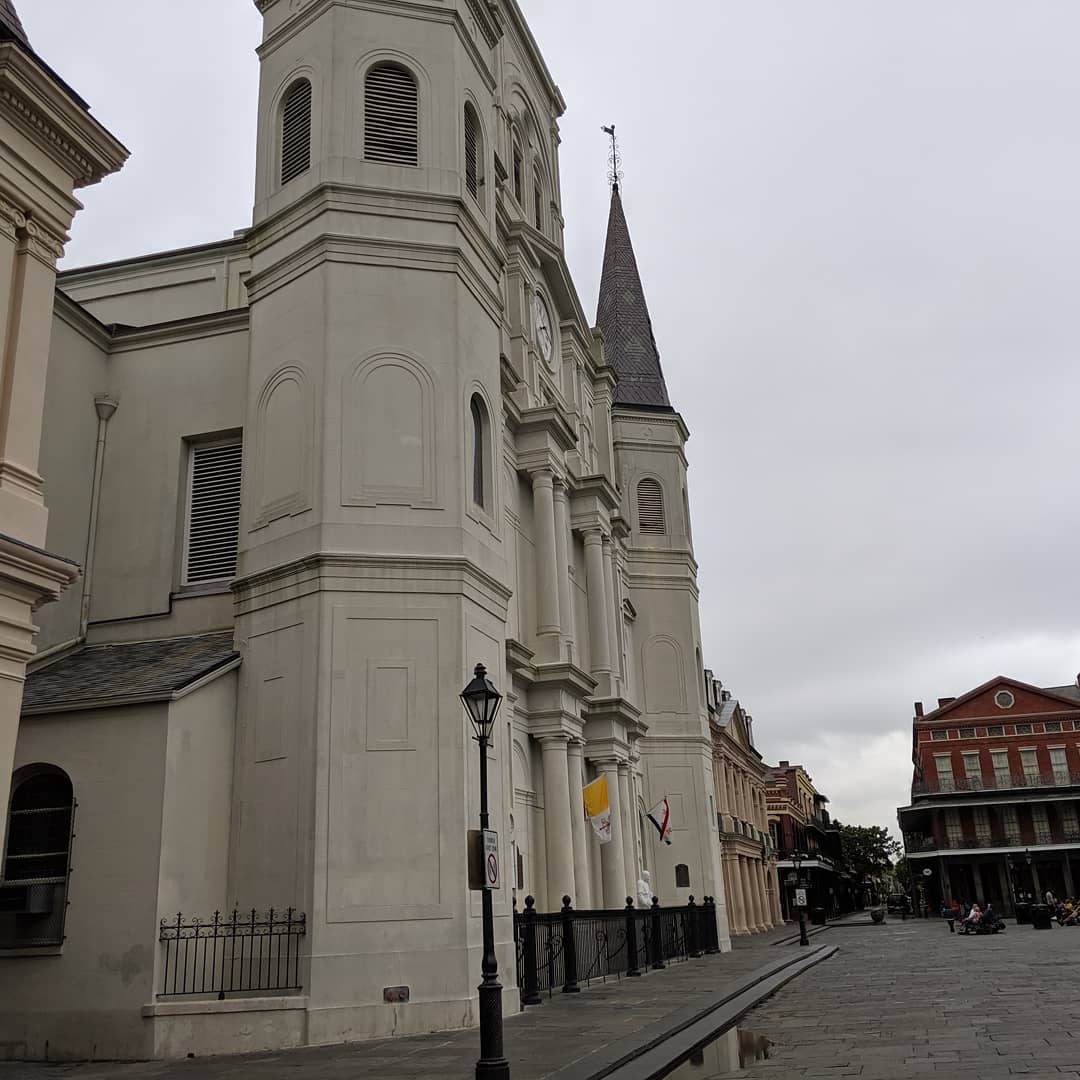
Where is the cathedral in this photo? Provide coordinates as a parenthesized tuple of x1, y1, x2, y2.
(0, 0, 730, 1060)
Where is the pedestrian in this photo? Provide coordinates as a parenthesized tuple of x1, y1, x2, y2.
(1045, 889, 1056, 907)
(941, 899, 959, 933)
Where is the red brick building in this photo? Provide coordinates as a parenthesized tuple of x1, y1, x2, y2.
(898, 675, 1080, 915)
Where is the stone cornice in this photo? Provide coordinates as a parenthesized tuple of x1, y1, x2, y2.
(0, 42, 127, 189)
(109, 309, 250, 353)
(0, 532, 79, 617)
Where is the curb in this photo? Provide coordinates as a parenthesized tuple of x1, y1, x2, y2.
(769, 923, 830, 946)
(546, 942, 838, 1080)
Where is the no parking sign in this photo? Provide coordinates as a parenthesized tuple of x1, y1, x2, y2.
(483, 829, 500, 890)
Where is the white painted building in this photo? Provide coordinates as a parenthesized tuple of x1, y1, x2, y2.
(0, 0, 731, 1061)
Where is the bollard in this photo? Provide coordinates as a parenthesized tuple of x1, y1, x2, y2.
(520, 896, 541, 1005)
(687, 896, 702, 957)
(650, 896, 665, 969)
(560, 896, 580, 993)
(625, 898, 642, 977)
(703, 896, 719, 954)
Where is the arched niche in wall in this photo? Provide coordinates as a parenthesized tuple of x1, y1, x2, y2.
(342, 352, 437, 507)
(642, 634, 686, 715)
(252, 365, 314, 528)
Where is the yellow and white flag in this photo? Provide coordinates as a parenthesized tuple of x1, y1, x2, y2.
(582, 776, 612, 844)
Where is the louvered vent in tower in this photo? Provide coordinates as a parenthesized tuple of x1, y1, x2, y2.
(464, 104, 479, 199)
(365, 63, 419, 166)
(636, 478, 666, 534)
(184, 442, 243, 585)
(280, 79, 312, 185)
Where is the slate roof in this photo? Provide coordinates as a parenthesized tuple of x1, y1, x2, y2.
(23, 632, 238, 713)
(0, 0, 29, 47)
(595, 184, 672, 410)
(1045, 684, 1080, 704)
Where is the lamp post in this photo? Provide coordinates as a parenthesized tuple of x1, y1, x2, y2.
(791, 851, 809, 946)
(461, 664, 510, 1080)
(1024, 847, 1034, 904)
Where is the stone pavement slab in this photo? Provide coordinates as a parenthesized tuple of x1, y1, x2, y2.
(730, 919, 1080, 1080)
(0, 925, 810, 1080)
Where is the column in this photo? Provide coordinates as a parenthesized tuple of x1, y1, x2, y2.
(601, 535, 621, 686)
(724, 856, 747, 934)
(531, 470, 561, 661)
(567, 741, 591, 909)
(540, 736, 575, 911)
(756, 859, 772, 929)
(552, 478, 574, 662)
(618, 763, 636, 899)
(1063, 854, 1076, 899)
(598, 760, 626, 907)
(741, 857, 761, 932)
(582, 530, 611, 680)
(972, 862, 985, 905)
(996, 859, 1012, 917)
(768, 864, 783, 925)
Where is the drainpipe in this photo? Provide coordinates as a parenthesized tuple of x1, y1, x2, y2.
(79, 395, 117, 637)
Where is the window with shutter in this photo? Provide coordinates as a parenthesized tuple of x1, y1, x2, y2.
(512, 144, 523, 202)
(470, 395, 486, 508)
(533, 170, 543, 229)
(636, 478, 666, 534)
(183, 441, 243, 586)
(463, 103, 481, 200)
(280, 79, 312, 185)
(365, 63, 419, 166)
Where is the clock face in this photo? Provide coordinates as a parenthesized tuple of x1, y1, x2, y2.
(532, 292, 554, 366)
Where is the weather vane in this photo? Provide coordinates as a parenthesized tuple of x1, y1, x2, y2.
(601, 124, 622, 190)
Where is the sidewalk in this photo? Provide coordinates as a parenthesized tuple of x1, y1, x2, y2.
(0, 924, 824, 1080)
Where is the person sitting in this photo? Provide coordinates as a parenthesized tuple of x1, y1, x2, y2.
(1058, 898, 1077, 927)
(961, 903, 982, 934)
(982, 903, 1004, 933)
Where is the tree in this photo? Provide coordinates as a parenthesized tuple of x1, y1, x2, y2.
(838, 824, 901, 881)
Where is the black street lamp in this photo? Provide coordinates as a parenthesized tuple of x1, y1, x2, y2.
(1024, 847, 1034, 904)
(461, 663, 510, 1080)
(791, 851, 810, 946)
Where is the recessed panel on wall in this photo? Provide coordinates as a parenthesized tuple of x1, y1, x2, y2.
(252, 365, 313, 527)
(643, 635, 686, 714)
(341, 354, 437, 507)
(327, 611, 442, 921)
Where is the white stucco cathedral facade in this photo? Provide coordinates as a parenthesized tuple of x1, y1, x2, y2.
(0, 0, 731, 1061)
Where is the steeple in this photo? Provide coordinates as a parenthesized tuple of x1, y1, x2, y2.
(0, 0, 29, 48)
(595, 145, 671, 410)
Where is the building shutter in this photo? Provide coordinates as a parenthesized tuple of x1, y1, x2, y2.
(637, 478, 666, 534)
(464, 105, 479, 199)
(365, 64, 419, 166)
(184, 442, 243, 585)
(280, 79, 312, 185)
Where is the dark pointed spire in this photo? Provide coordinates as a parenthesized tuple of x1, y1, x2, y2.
(596, 177, 671, 410)
(0, 0, 29, 48)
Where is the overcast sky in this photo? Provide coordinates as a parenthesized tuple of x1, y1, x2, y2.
(20, 2, 1080, 838)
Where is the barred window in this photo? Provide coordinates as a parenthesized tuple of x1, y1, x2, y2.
(637, 478, 666, 534)
(365, 63, 419, 166)
(463, 102, 483, 201)
(0, 766, 75, 948)
(280, 78, 312, 185)
(183, 440, 243, 586)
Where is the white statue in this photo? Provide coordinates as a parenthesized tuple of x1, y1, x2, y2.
(637, 869, 653, 909)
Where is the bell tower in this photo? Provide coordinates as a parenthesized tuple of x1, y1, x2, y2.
(229, 0, 515, 1044)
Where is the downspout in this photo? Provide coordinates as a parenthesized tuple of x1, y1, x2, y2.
(79, 395, 117, 637)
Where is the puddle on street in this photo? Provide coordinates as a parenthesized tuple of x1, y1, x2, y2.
(659, 1027, 772, 1078)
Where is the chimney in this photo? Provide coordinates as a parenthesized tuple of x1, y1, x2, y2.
(779, 760, 789, 768)
(914, 701, 924, 718)
(937, 697, 955, 708)
(1076, 672, 1080, 689)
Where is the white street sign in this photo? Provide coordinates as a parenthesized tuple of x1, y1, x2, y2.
(795, 888, 807, 908)
(483, 829, 500, 890)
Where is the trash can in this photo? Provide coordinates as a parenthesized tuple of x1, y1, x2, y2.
(1031, 904, 1053, 930)
(1015, 902, 1031, 925)
(811, 906, 826, 926)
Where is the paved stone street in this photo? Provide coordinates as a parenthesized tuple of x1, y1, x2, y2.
(0, 925, 817, 1080)
(733, 918, 1080, 1080)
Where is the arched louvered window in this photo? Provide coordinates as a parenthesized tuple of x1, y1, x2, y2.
(0, 766, 76, 949)
(533, 169, 544, 230)
(183, 440, 243, 586)
(470, 395, 487, 508)
(637, 478, 666, 534)
(280, 78, 312, 185)
(463, 102, 483, 201)
(365, 62, 419, 166)
(512, 142, 523, 203)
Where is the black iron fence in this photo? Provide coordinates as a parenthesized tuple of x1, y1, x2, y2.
(158, 908, 306, 999)
(513, 895, 720, 1005)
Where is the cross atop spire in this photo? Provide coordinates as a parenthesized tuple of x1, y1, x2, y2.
(595, 144, 671, 410)
(0, 0, 30, 48)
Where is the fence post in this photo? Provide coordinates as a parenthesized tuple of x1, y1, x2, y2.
(561, 896, 580, 993)
(650, 896, 665, 970)
(521, 896, 541, 1005)
(687, 896, 702, 957)
(624, 898, 642, 977)
(703, 896, 719, 954)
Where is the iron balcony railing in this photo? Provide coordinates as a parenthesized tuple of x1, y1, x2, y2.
(904, 829, 1080, 853)
(158, 908, 306, 999)
(913, 771, 1080, 796)
(513, 895, 719, 1004)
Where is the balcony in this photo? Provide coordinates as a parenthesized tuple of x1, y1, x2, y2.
(912, 771, 1080, 797)
(904, 829, 1080, 854)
